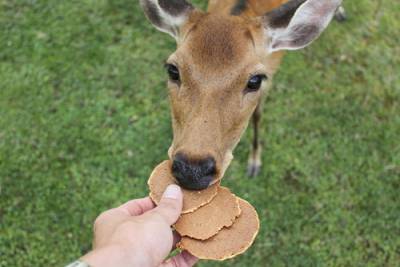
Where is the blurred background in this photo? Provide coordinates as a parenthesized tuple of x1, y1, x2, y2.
(0, 0, 399, 266)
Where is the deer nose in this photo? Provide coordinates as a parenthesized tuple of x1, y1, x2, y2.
(172, 153, 216, 190)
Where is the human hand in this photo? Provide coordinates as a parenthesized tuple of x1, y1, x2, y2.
(81, 185, 198, 267)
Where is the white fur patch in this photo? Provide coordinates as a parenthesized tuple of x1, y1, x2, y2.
(266, 0, 342, 53)
(142, 0, 191, 39)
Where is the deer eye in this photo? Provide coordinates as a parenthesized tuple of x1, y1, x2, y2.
(165, 64, 180, 82)
(245, 74, 267, 93)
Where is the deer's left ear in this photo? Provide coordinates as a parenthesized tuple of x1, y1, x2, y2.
(263, 0, 342, 53)
(140, 0, 194, 39)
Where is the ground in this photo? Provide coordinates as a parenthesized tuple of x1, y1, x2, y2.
(0, 0, 399, 266)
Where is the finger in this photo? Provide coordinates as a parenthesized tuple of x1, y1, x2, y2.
(172, 231, 181, 250)
(161, 251, 198, 267)
(117, 197, 155, 216)
(150, 184, 183, 225)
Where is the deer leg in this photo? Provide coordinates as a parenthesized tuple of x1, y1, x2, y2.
(247, 104, 262, 177)
(334, 5, 347, 22)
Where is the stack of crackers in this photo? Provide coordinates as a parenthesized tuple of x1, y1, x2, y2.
(148, 160, 260, 261)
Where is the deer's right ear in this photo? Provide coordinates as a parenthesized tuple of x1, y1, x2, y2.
(140, 0, 194, 39)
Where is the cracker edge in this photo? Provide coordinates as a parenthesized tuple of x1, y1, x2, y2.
(147, 162, 220, 213)
(174, 188, 242, 240)
(177, 198, 260, 261)
(180, 184, 219, 214)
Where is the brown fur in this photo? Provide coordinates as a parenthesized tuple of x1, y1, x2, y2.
(166, 1, 288, 180)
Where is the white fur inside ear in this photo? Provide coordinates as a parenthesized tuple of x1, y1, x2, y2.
(266, 0, 342, 53)
(144, 0, 190, 39)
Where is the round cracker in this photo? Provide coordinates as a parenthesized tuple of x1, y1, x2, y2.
(148, 160, 220, 214)
(174, 186, 241, 240)
(177, 198, 260, 260)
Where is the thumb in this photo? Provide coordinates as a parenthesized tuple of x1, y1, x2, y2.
(151, 184, 183, 225)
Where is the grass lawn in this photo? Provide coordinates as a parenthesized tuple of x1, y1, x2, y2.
(0, 0, 399, 266)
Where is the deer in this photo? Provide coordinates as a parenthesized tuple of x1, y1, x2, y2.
(139, 0, 343, 190)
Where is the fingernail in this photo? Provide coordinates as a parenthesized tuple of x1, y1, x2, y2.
(163, 184, 181, 199)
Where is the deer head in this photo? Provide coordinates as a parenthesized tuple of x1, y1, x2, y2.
(140, 0, 341, 190)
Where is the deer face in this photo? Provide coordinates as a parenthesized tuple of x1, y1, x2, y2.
(140, 0, 341, 190)
(166, 14, 271, 190)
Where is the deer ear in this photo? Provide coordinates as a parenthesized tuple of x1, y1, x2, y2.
(263, 0, 342, 53)
(140, 0, 194, 39)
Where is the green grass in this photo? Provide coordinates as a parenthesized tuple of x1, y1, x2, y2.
(0, 0, 399, 266)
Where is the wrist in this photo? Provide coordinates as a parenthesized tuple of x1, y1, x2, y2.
(81, 244, 140, 267)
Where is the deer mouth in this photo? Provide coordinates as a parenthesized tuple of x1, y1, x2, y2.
(173, 172, 214, 190)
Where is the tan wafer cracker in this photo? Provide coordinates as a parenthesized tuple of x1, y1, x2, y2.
(174, 186, 241, 240)
(177, 198, 260, 260)
(148, 160, 219, 213)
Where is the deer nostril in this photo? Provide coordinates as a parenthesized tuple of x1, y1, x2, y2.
(202, 158, 216, 176)
(172, 153, 216, 190)
(171, 156, 187, 179)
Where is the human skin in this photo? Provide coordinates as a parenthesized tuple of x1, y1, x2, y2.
(81, 185, 198, 267)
